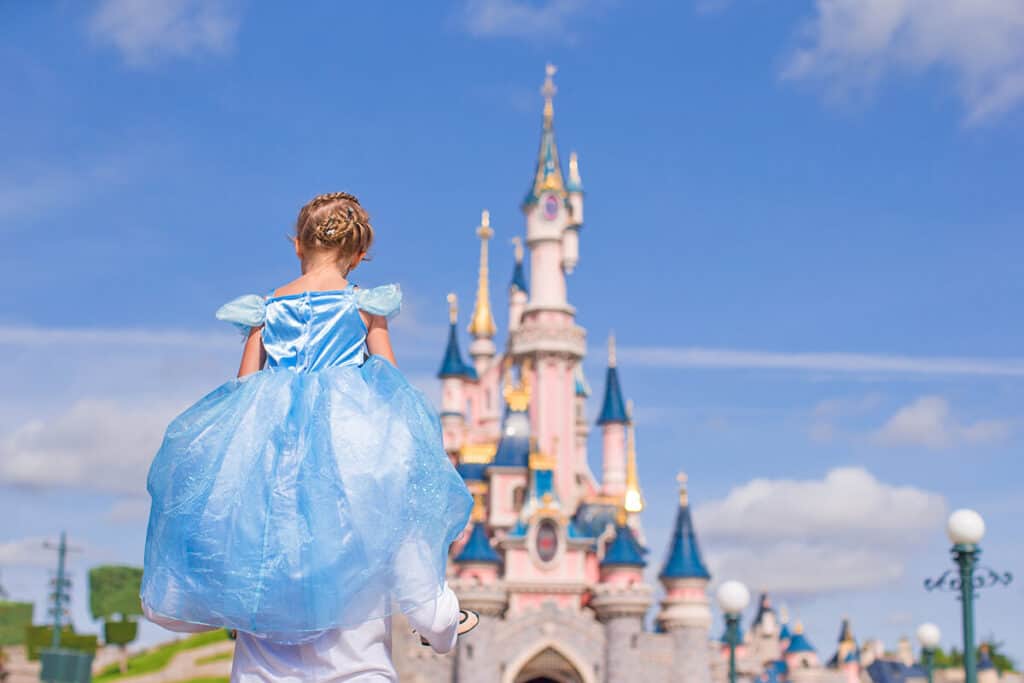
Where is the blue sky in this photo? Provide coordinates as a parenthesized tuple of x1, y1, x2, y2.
(2, 0, 1023, 662)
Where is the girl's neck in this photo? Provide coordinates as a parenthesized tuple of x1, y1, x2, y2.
(301, 257, 348, 277)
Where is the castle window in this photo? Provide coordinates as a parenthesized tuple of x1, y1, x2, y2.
(512, 485, 525, 509)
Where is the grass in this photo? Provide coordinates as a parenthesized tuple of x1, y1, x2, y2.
(195, 651, 232, 665)
(94, 629, 230, 682)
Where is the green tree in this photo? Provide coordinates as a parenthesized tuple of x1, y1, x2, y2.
(88, 566, 143, 673)
(0, 601, 34, 646)
(932, 639, 1017, 674)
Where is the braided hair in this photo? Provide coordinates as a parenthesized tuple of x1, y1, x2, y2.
(294, 192, 374, 267)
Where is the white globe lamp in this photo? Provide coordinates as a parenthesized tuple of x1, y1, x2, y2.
(917, 622, 941, 649)
(947, 509, 985, 546)
(716, 580, 751, 616)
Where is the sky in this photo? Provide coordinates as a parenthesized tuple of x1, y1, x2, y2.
(2, 0, 1023, 663)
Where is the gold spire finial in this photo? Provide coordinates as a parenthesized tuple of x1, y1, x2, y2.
(471, 491, 486, 522)
(624, 400, 644, 513)
(542, 63, 557, 126)
(608, 332, 617, 368)
(447, 292, 458, 325)
(615, 505, 628, 526)
(468, 210, 497, 338)
(503, 362, 531, 412)
(677, 471, 689, 507)
(512, 235, 524, 264)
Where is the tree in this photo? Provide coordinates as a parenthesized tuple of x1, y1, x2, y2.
(88, 565, 143, 673)
(0, 602, 34, 646)
(932, 639, 1018, 674)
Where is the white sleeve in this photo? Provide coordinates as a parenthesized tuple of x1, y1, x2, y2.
(404, 584, 460, 655)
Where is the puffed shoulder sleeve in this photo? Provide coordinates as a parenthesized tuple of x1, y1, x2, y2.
(355, 283, 402, 320)
(215, 294, 267, 336)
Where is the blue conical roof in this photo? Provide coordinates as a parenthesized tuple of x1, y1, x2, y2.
(491, 407, 530, 469)
(752, 593, 776, 628)
(597, 365, 628, 424)
(511, 259, 529, 295)
(601, 523, 646, 568)
(780, 622, 792, 640)
(438, 323, 473, 379)
(454, 521, 501, 564)
(659, 500, 710, 580)
(786, 629, 816, 654)
(457, 461, 487, 482)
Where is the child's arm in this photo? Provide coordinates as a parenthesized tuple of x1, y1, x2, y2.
(237, 326, 266, 377)
(365, 314, 397, 366)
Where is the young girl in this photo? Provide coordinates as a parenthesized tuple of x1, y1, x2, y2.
(140, 192, 476, 682)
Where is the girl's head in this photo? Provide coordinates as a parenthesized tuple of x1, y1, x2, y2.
(294, 192, 374, 274)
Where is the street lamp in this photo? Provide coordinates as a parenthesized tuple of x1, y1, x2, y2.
(717, 580, 750, 683)
(916, 622, 941, 683)
(947, 509, 984, 683)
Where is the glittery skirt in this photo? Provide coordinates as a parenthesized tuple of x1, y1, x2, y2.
(140, 356, 472, 643)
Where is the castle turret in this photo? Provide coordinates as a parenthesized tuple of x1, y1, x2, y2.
(563, 151, 583, 273)
(455, 496, 501, 583)
(658, 473, 713, 683)
(468, 210, 497, 376)
(487, 365, 531, 529)
(439, 293, 475, 455)
(592, 507, 653, 683)
(785, 622, 820, 677)
(598, 334, 628, 497)
(573, 365, 595, 496)
(508, 236, 529, 334)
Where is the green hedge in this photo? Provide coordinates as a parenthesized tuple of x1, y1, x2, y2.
(0, 602, 34, 646)
(25, 626, 98, 660)
(103, 619, 138, 647)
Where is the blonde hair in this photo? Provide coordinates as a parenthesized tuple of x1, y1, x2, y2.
(294, 192, 374, 267)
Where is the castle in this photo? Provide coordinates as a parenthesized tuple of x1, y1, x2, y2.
(388, 66, 985, 683)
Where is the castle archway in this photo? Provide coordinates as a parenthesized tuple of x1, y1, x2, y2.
(506, 642, 594, 683)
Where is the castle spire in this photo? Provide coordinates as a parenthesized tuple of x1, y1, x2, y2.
(523, 64, 567, 207)
(623, 400, 644, 513)
(438, 293, 473, 379)
(567, 151, 584, 194)
(510, 236, 529, 294)
(597, 333, 628, 424)
(468, 210, 497, 339)
(659, 471, 710, 580)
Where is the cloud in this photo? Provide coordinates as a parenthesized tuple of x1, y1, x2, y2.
(781, 0, 1024, 123)
(456, 0, 600, 40)
(0, 158, 132, 223)
(0, 398, 180, 494)
(616, 346, 1024, 377)
(89, 0, 241, 67)
(0, 537, 59, 568)
(697, 467, 946, 593)
(809, 393, 882, 442)
(872, 395, 1012, 449)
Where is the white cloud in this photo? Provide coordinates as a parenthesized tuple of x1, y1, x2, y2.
(697, 467, 946, 593)
(0, 398, 180, 494)
(782, 0, 1024, 123)
(89, 0, 241, 67)
(616, 346, 1024, 377)
(456, 0, 599, 40)
(0, 537, 73, 568)
(873, 395, 1012, 449)
(809, 394, 882, 443)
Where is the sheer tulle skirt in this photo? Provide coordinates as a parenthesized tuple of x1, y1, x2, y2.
(140, 356, 472, 643)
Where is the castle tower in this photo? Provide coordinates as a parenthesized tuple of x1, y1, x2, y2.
(829, 617, 861, 683)
(438, 293, 474, 455)
(573, 365, 595, 497)
(785, 622, 821, 682)
(487, 366, 531, 528)
(510, 64, 587, 510)
(508, 236, 529, 334)
(591, 507, 653, 683)
(658, 473, 713, 683)
(468, 209, 497, 376)
(598, 334, 629, 497)
(563, 151, 584, 273)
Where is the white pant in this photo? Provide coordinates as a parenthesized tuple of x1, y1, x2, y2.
(143, 585, 461, 682)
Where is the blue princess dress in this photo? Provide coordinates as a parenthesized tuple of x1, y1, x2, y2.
(141, 284, 473, 643)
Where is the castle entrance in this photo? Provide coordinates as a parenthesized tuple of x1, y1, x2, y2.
(513, 647, 585, 683)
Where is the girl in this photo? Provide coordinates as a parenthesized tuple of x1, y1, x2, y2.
(140, 192, 476, 682)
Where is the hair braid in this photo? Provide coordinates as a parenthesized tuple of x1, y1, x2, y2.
(294, 191, 374, 266)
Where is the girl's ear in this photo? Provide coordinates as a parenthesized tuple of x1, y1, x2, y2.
(293, 238, 302, 260)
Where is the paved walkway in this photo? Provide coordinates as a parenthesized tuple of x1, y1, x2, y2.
(3, 639, 235, 683)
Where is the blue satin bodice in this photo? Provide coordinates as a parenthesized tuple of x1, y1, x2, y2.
(216, 283, 402, 373)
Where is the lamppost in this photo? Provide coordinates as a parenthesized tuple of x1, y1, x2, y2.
(916, 622, 941, 683)
(717, 580, 750, 683)
(924, 509, 1013, 683)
